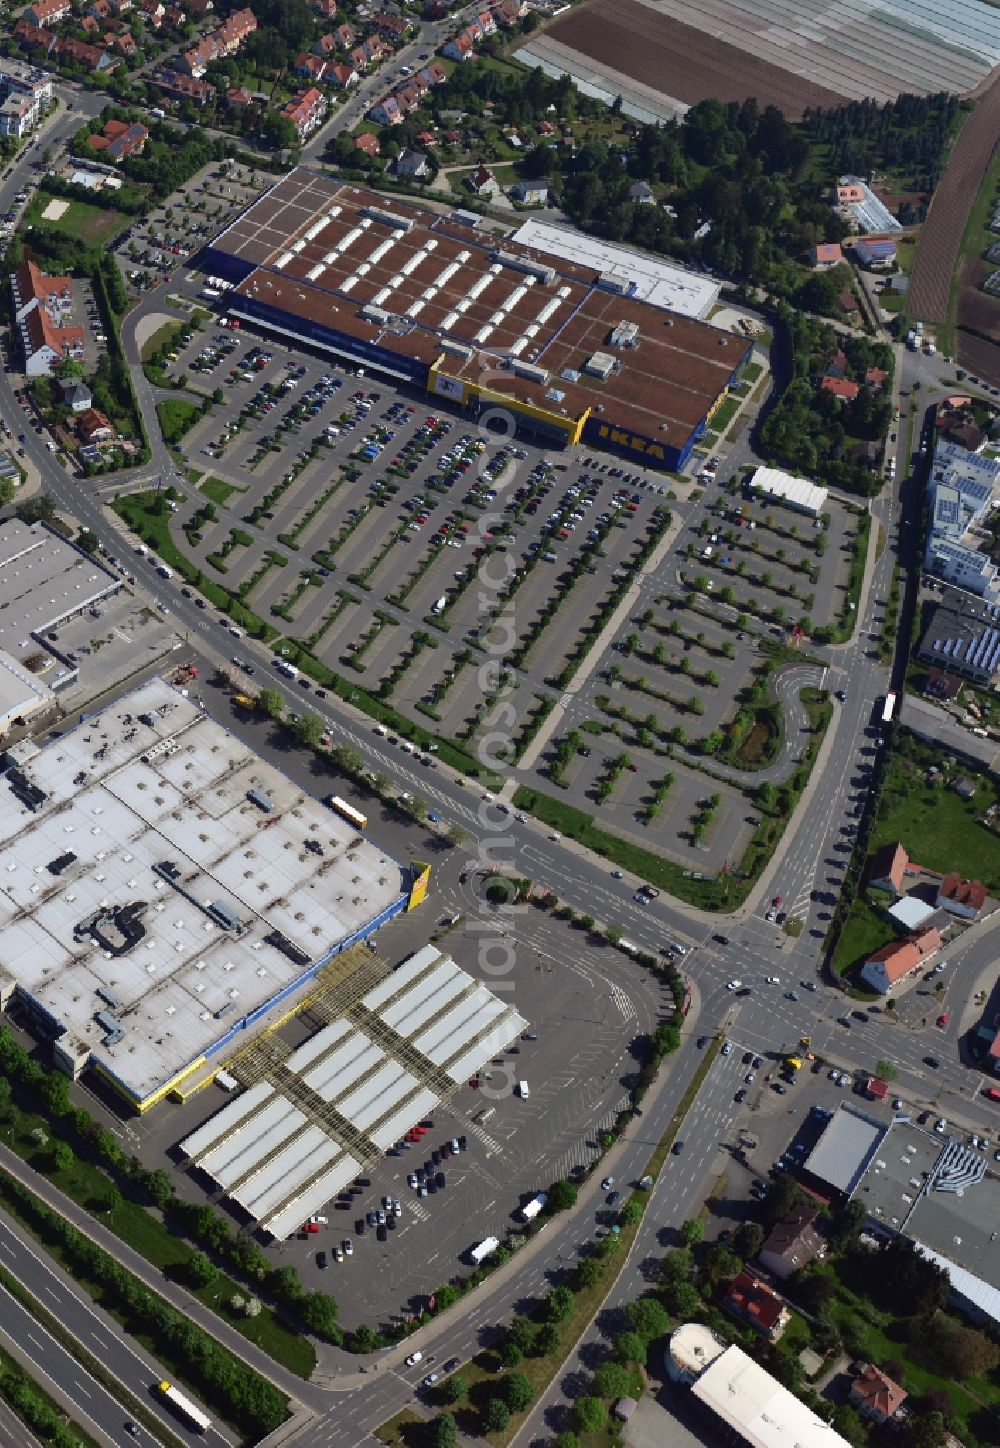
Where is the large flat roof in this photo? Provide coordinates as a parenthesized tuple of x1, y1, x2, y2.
(508, 217, 718, 319)
(803, 1104, 888, 1194)
(692, 1344, 851, 1448)
(210, 171, 745, 449)
(0, 678, 405, 1104)
(0, 519, 118, 684)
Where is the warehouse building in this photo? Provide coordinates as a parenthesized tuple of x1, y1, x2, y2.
(917, 588, 1000, 685)
(667, 1323, 851, 1448)
(749, 466, 828, 516)
(0, 678, 408, 1112)
(178, 943, 526, 1239)
(199, 170, 750, 472)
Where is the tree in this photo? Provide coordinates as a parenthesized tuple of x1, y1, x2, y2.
(483, 1396, 510, 1432)
(535, 1322, 561, 1355)
(575, 1257, 604, 1289)
(445, 823, 468, 848)
(504, 1372, 534, 1412)
(593, 1361, 629, 1399)
(16, 495, 57, 526)
(499, 1340, 523, 1369)
(300, 1292, 340, 1340)
(936, 1322, 1000, 1378)
(903, 1413, 946, 1448)
(830, 1404, 868, 1447)
(661, 1248, 694, 1282)
(545, 1285, 575, 1323)
(441, 1374, 467, 1405)
(429, 1412, 457, 1448)
(506, 1317, 535, 1354)
(875, 1058, 899, 1082)
(351, 1324, 380, 1352)
(334, 744, 362, 776)
(877, 1239, 948, 1316)
(614, 1330, 647, 1367)
(573, 1397, 607, 1434)
(664, 1278, 702, 1317)
(554, 1435, 580, 1448)
(292, 711, 325, 747)
(680, 1217, 704, 1247)
(186, 1251, 218, 1289)
(50, 1140, 74, 1173)
(626, 1297, 670, 1341)
(618, 1197, 645, 1228)
(732, 1221, 765, 1261)
(258, 687, 285, 719)
(547, 1179, 578, 1212)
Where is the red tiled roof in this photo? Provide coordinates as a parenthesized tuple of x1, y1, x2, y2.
(866, 926, 941, 984)
(821, 376, 860, 401)
(723, 1271, 787, 1333)
(852, 1364, 907, 1418)
(868, 841, 909, 891)
(938, 873, 986, 911)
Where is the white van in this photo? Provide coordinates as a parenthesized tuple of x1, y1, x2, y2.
(516, 1080, 529, 1099)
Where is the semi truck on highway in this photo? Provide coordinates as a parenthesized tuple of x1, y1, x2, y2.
(156, 1381, 211, 1433)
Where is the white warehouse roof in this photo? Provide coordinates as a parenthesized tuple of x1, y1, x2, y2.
(803, 1105, 888, 1195)
(0, 677, 406, 1107)
(751, 466, 828, 516)
(179, 944, 527, 1237)
(508, 217, 719, 318)
(692, 1344, 852, 1448)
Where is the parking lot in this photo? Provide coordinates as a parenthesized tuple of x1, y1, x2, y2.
(127, 872, 664, 1328)
(136, 313, 866, 874)
(114, 163, 262, 296)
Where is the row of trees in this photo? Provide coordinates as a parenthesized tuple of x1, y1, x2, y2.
(0, 1028, 340, 1344)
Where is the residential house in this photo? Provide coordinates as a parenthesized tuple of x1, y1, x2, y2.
(721, 1271, 790, 1341)
(467, 163, 498, 196)
(137, 0, 166, 27)
(394, 147, 429, 179)
(151, 66, 214, 105)
(849, 1364, 908, 1424)
(509, 178, 547, 204)
(936, 873, 986, 919)
(80, 16, 101, 33)
(865, 366, 888, 388)
(312, 32, 337, 56)
(836, 182, 865, 205)
(757, 1208, 825, 1282)
(114, 32, 138, 57)
(813, 242, 843, 267)
(294, 53, 327, 81)
(10, 260, 84, 377)
(225, 85, 256, 113)
(76, 408, 114, 444)
(860, 925, 941, 995)
(335, 21, 356, 47)
(375, 10, 413, 40)
(327, 61, 358, 88)
(537, 118, 555, 135)
(0, 91, 38, 136)
(86, 117, 149, 161)
(179, 6, 256, 74)
(821, 375, 861, 402)
(825, 346, 848, 377)
(310, 0, 337, 15)
(839, 289, 860, 313)
(492, 0, 525, 23)
(353, 130, 379, 156)
(59, 378, 93, 413)
(369, 93, 401, 124)
(628, 180, 655, 205)
(23, 0, 70, 26)
(867, 841, 913, 895)
(86, 0, 112, 20)
(442, 29, 475, 61)
(281, 86, 327, 140)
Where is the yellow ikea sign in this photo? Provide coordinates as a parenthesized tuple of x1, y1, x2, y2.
(596, 425, 666, 461)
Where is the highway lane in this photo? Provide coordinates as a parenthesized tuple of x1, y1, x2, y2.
(0, 1215, 231, 1447)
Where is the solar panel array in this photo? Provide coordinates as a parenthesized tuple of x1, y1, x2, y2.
(930, 599, 1000, 675)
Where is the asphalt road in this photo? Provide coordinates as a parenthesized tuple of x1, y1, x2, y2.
(0, 1212, 232, 1447)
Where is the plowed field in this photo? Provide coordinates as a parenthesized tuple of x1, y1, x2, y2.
(544, 0, 844, 119)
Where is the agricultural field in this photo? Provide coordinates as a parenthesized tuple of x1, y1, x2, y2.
(518, 0, 1000, 122)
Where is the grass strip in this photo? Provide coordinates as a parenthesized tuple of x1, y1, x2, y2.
(0, 1260, 185, 1448)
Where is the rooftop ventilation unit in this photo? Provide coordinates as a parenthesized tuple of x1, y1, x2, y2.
(208, 900, 243, 932)
(361, 205, 413, 232)
(440, 338, 472, 359)
(247, 788, 274, 813)
(96, 986, 122, 1011)
(491, 249, 555, 285)
(363, 303, 390, 323)
(583, 351, 616, 380)
(597, 270, 633, 296)
(609, 321, 639, 348)
(95, 1009, 124, 1046)
(510, 359, 549, 383)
